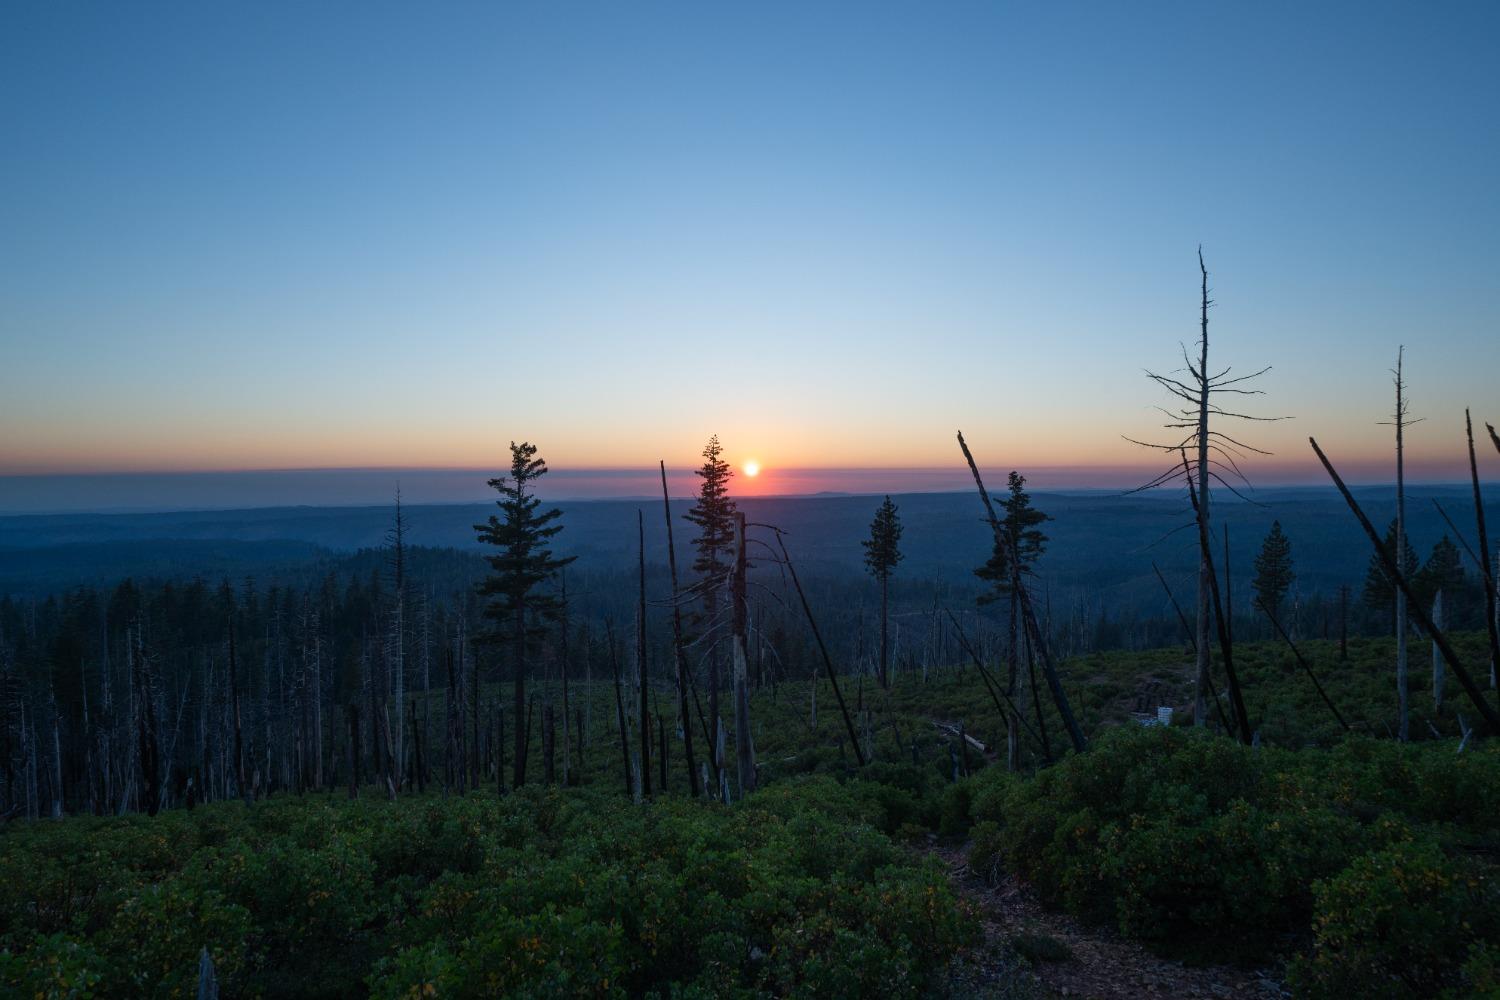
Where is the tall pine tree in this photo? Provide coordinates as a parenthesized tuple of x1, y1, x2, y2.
(974, 472, 1050, 606)
(684, 434, 737, 775)
(862, 496, 903, 690)
(1252, 520, 1295, 623)
(475, 442, 575, 789)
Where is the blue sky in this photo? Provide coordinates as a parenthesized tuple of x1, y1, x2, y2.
(2, 2, 1497, 499)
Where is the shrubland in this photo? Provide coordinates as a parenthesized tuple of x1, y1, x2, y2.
(0, 780, 978, 998)
(2, 633, 1496, 998)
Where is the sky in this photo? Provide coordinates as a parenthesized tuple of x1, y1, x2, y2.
(2, 2, 1498, 508)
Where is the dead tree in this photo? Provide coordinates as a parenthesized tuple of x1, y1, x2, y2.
(444, 648, 462, 794)
(947, 611, 1048, 759)
(559, 577, 572, 786)
(133, 628, 162, 815)
(1467, 411, 1500, 694)
(1312, 437, 1500, 733)
(607, 622, 633, 797)
(542, 703, 556, 785)
(776, 531, 866, 766)
(659, 461, 700, 797)
(346, 703, 360, 798)
(1155, 562, 1234, 730)
(731, 512, 757, 795)
(228, 622, 250, 805)
(1432, 591, 1445, 714)
(637, 511, 651, 797)
(1183, 455, 1252, 743)
(1152, 562, 1199, 656)
(1378, 348, 1421, 739)
(388, 488, 408, 783)
(409, 699, 425, 793)
(958, 431, 1088, 752)
(1127, 249, 1282, 726)
(1260, 602, 1349, 732)
(468, 633, 480, 791)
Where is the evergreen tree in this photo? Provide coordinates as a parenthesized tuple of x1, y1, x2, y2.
(1362, 517, 1420, 631)
(475, 442, 575, 789)
(683, 434, 737, 770)
(974, 472, 1050, 605)
(1251, 520, 1295, 622)
(862, 496, 903, 689)
(684, 435, 738, 590)
(1415, 534, 1465, 612)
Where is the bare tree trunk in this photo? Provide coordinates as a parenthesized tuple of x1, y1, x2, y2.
(637, 511, 651, 797)
(1394, 348, 1410, 741)
(731, 512, 756, 795)
(659, 461, 700, 797)
(512, 603, 527, 789)
(1193, 251, 1213, 726)
(229, 623, 250, 805)
(312, 624, 323, 791)
(134, 629, 161, 816)
(49, 690, 63, 818)
(1432, 590, 1445, 714)
(1186, 457, 1252, 743)
(346, 704, 359, 799)
(607, 623, 632, 797)
(543, 704, 556, 785)
(470, 632, 482, 790)
(444, 648, 460, 794)
(410, 699, 425, 794)
(560, 579, 571, 787)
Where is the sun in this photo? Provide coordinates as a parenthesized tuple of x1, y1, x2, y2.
(743, 459, 760, 478)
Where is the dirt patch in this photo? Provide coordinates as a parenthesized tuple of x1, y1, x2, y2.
(933, 842, 1287, 1000)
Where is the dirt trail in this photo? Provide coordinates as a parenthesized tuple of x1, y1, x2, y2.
(933, 843, 1287, 999)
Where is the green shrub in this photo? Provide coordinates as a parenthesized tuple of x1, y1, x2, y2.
(966, 724, 1498, 967)
(1290, 839, 1500, 999)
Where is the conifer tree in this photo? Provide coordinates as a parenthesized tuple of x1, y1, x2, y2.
(685, 435, 738, 592)
(475, 442, 575, 789)
(974, 472, 1050, 606)
(974, 473, 1051, 748)
(684, 434, 737, 766)
(1415, 535, 1465, 612)
(862, 496, 903, 689)
(1251, 520, 1295, 623)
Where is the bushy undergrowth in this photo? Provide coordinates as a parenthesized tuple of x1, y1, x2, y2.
(964, 724, 1500, 996)
(0, 779, 978, 999)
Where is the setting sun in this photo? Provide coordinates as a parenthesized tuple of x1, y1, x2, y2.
(743, 459, 760, 478)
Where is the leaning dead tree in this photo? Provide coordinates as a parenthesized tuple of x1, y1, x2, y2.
(1467, 412, 1500, 693)
(1126, 248, 1283, 727)
(775, 530, 866, 767)
(1183, 454, 1253, 744)
(1312, 436, 1500, 734)
(957, 431, 1087, 752)
(947, 610, 1049, 760)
